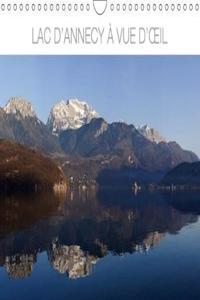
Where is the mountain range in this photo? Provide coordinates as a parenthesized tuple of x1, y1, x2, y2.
(0, 97, 198, 181)
(47, 98, 99, 135)
(136, 124, 165, 143)
(59, 117, 198, 171)
(0, 98, 61, 155)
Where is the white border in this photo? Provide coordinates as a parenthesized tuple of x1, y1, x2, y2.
(0, 0, 200, 54)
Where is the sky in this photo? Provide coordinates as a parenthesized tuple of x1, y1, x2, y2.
(0, 55, 199, 156)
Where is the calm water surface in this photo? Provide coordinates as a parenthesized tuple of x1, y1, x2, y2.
(0, 189, 200, 300)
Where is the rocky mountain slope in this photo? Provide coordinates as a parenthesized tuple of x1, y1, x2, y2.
(0, 139, 67, 192)
(4, 97, 37, 118)
(0, 97, 198, 182)
(47, 98, 98, 135)
(137, 124, 165, 143)
(0, 98, 62, 155)
(59, 118, 198, 172)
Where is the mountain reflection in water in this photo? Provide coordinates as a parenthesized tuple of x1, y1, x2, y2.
(0, 189, 198, 280)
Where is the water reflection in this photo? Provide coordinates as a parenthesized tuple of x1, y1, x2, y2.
(48, 244, 98, 279)
(0, 190, 198, 280)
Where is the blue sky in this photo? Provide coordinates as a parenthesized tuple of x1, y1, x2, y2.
(0, 56, 199, 156)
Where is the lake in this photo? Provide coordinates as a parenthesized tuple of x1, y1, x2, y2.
(0, 189, 200, 300)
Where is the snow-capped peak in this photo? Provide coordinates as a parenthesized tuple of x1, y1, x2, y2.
(137, 124, 166, 143)
(47, 98, 99, 135)
(4, 97, 37, 119)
